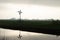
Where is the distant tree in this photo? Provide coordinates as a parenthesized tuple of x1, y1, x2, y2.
(52, 20, 60, 25)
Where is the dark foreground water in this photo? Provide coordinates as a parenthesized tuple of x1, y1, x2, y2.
(0, 28, 60, 40)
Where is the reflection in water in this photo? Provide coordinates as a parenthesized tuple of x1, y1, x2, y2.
(18, 31, 22, 39)
(0, 28, 60, 40)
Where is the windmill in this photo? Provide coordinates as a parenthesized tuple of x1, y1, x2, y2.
(18, 10, 22, 39)
(18, 10, 22, 19)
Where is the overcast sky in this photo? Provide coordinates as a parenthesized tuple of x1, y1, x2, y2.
(0, 0, 60, 7)
(0, 0, 60, 19)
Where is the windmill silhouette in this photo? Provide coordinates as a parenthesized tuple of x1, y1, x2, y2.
(18, 10, 22, 40)
(18, 10, 22, 19)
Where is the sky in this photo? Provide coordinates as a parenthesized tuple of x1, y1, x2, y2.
(0, 0, 60, 20)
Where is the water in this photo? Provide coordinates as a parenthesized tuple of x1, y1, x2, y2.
(0, 28, 60, 40)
